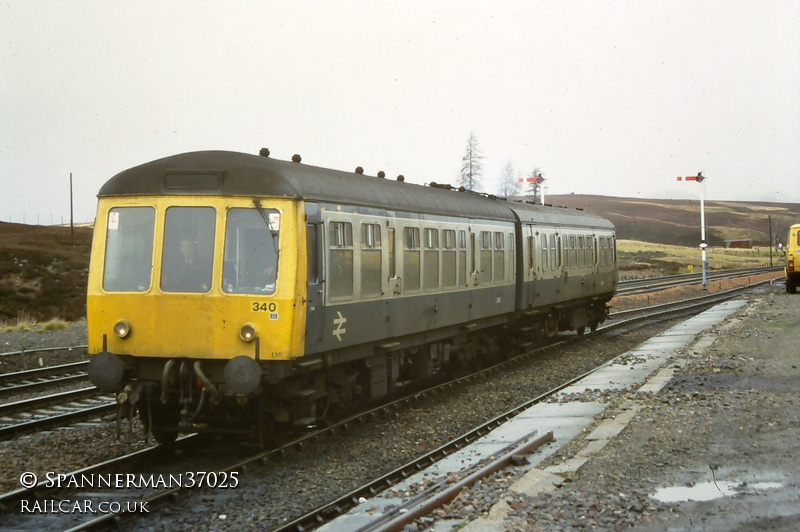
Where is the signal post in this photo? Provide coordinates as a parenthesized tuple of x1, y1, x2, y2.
(677, 172, 708, 290)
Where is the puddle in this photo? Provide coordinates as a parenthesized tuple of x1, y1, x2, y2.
(652, 480, 783, 503)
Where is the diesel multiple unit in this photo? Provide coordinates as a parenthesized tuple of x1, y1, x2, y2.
(87, 150, 617, 443)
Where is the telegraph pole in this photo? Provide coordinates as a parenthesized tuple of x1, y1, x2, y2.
(768, 215, 773, 266)
(69, 172, 74, 247)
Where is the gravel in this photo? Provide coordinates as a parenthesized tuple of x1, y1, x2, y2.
(0, 321, 88, 373)
(3, 282, 794, 531)
(0, 304, 677, 530)
(427, 283, 800, 531)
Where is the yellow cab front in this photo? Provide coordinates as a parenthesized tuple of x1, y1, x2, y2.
(87, 196, 306, 392)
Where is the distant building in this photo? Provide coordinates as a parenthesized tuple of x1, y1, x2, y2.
(724, 239, 752, 249)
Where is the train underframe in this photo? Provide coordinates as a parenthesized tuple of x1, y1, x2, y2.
(117, 300, 610, 446)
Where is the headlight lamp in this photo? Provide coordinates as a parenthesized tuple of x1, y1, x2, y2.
(113, 320, 131, 338)
(239, 324, 257, 342)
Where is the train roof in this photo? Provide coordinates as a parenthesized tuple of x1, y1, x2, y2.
(98, 150, 613, 229)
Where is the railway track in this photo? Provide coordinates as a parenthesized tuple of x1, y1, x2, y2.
(0, 272, 781, 530)
(0, 361, 89, 398)
(1, 278, 773, 532)
(0, 387, 115, 440)
(269, 279, 776, 531)
(616, 265, 781, 295)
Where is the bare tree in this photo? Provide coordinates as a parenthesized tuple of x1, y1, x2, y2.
(459, 132, 484, 191)
(527, 168, 545, 204)
(497, 161, 519, 198)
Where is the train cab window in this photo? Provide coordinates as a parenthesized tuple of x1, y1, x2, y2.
(442, 229, 457, 288)
(361, 223, 382, 298)
(480, 231, 492, 283)
(424, 228, 440, 290)
(161, 207, 216, 293)
(221, 208, 279, 295)
(404, 227, 421, 292)
(102, 207, 155, 292)
(328, 221, 354, 299)
(458, 230, 467, 288)
(551, 234, 558, 271)
(541, 234, 548, 272)
(493, 232, 505, 282)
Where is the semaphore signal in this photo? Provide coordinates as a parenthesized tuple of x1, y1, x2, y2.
(677, 171, 709, 289)
(676, 171, 705, 183)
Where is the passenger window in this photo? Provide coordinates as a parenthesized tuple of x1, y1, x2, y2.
(443, 229, 457, 288)
(480, 231, 492, 283)
(578, 236, 585, 268)
(424, 228, 439, 290)
(458, 230, 467, 287)
(550, 234, 558, 270)
(569, 235, 577, 269)
(103, 207, 155, 292)
(361, 223, 382, 298)
(162, 207, 216, 293)
(528, 236, 535, 271)
(388, 228, 396, 278)
(599, 237, 605, 267)
(404, 227, 420, 292)
(328, 221, 353, 299)
(222, 208, 279, 295)
(493, 231, 505, 282)
(541, 234, 548, 272)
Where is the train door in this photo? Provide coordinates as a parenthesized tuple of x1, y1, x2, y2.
(304, 203, 324, 346)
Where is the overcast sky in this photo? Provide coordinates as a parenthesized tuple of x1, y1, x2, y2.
(2, 0, 799, 224)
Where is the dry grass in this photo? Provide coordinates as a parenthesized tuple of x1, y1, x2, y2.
(0, 311, 70, 332)
(617, 239, 783, 274)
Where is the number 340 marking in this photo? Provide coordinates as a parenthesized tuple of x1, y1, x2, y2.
(252, 302, 277, 312)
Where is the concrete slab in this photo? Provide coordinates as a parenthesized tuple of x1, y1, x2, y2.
(509, 468, 564, 496)
(638, 366, 676, 394)
(584, 404, 641, 441)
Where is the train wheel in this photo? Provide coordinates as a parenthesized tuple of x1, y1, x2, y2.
(589, 318, 599, 334)
(576, 326, 586, 338)
(788, 280, 797, 294)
